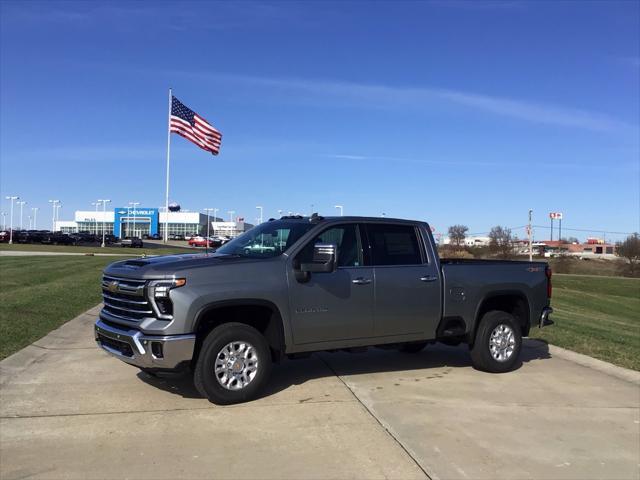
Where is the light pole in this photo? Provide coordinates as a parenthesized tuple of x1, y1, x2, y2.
(278, 209, 283, 218)
(228, 210, 235, 222)
(334, 205, 343, 216)
(126, 204, 131, 238)
(6, 196, 18, 244)
(212, 208, 219, 236)
(204, 208, 215, 251)
(129, 202, 140, 238)
(32, 207, 38, 230)
(1, 212, 6, 231)
(48, 200, 60, 232)
(528, 209, 533, 262)
(256, 206, 263, 224)
(181, 209, 189, 236)
(98, 199, 111, 247)
(17, 201, 26, 230)
(55, 203, 61, 227)
(91, 202, 100, 235)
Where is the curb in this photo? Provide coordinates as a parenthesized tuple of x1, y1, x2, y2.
(535, 340, 640, 386)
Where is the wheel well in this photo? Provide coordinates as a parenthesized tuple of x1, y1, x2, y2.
(475, 294, 530, 339)
(192, 304, 285, 364)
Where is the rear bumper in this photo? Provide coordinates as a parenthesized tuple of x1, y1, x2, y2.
(539, 307, 554, 328)
(95, 319, 195, 369)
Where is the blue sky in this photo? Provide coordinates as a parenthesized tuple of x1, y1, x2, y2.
(1, 0, 638, 240)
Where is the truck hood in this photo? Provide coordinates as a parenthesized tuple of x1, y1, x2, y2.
(103, 253, 266, 279)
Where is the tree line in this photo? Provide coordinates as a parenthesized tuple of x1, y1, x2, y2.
(445, 224, 640, 277)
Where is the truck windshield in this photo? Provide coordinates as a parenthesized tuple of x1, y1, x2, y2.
(215, 220, 315, 258)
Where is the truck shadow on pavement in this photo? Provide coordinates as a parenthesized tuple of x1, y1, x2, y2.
(136, 338, 551, 401)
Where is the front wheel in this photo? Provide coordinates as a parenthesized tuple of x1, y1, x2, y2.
(470, 310, 522, 373)
(194, 323, 272, 405)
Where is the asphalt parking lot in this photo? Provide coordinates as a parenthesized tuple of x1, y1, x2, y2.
(1, 306, 639, 480)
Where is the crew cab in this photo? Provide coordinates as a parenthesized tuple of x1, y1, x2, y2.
(95, 215, 553, 404)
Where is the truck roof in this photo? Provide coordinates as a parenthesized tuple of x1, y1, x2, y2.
(277, 215, 426, 225)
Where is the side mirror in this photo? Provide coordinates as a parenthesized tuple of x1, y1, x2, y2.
(300, 244, 337, 273)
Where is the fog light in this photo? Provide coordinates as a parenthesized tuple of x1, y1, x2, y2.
(151, 342, 163, 358)
(155, 298, 173, 315)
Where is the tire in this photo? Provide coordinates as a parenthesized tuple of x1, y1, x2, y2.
(470, 310, 522, 373)
(194, 322, 272, 405)
(398, 341, 428, 353)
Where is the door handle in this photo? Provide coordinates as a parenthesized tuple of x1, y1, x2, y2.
(352, 277, 372, 285)
(420, 275, 438, 282)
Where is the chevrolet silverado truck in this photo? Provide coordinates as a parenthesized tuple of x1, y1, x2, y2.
(95, 215, 553, 404)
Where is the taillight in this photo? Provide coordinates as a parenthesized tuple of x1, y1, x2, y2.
(546, 267, 553, 298)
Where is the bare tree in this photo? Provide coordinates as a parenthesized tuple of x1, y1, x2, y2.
(489, 226, 513, 259)
(616, 233, 640, 277)
(448, 225, 468, 248)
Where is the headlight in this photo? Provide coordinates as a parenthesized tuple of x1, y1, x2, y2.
(147, 278, 186, 318)
(148, 278, 186, 297)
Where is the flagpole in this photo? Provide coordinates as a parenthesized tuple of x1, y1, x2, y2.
(164, 88, 172, 243)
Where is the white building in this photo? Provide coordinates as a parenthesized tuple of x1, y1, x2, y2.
(55, 206, 252, 238)
(442, 235, 491, 247)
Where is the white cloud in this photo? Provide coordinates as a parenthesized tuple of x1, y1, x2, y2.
(177, 71, 636, 133)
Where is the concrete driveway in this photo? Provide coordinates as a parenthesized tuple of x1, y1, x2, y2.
(1, 307, 638, 480)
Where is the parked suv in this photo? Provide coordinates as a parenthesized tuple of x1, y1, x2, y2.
(96, 216, 553, 404)
(120, 237, 143, 248)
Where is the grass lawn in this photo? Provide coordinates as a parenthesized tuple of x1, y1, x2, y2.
(0, 242, 196, 256)
(0, 255, 128, 359)
(530, 274, 640, 371)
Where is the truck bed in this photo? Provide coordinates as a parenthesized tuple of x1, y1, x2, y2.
(440, 259, 550, 339)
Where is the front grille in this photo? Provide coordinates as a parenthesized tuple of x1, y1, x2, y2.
(102, 275, 154, 322)
(97, 333, 134, 357)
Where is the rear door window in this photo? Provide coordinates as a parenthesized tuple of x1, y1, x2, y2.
(366, 224, 423, 266)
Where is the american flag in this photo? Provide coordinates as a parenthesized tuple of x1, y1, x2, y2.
(170, 96, 222, 155)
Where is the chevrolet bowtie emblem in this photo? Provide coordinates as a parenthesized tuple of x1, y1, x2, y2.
(107, 281, 119, 293)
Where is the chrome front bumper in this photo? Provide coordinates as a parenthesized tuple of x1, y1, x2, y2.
(95, 319, 195, 369)
(539, 307, 554, 328)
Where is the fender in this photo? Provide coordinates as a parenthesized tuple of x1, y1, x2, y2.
(472, 289, 531, 336)
(192, 298, 287, 352)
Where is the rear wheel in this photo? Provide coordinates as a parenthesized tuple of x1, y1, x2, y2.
(194, 322, 272, 405)
(470, 310, 522, 373)
(398, 341, 428, 353)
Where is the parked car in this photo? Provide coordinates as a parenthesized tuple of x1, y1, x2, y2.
(188, 236, 213, 247)
(96, 215, 553, 405)
(170, 234, 185, 241)
(0, 231, 9, 243)
(120, 237, 143, 248)
(40, 232, 77, 245)
(16, 230, 35, 243)
(70, 232, 98, 244)
(241, 243, 276, 255)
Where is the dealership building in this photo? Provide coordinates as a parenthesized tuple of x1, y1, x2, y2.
(55, 207, 251, 238)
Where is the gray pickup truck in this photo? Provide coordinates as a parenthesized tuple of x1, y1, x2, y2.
(95, 215, 553, 404)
